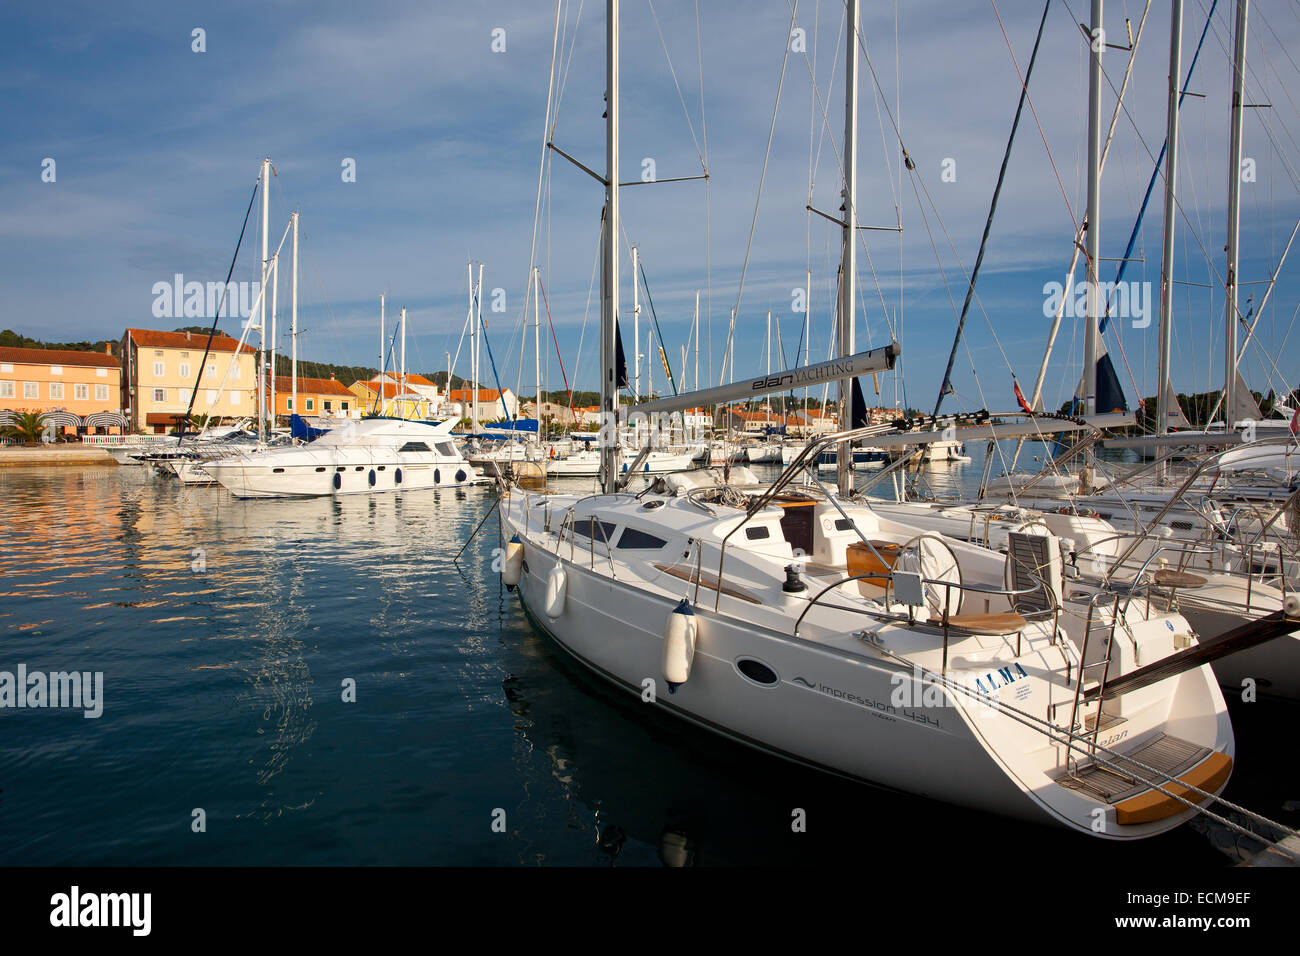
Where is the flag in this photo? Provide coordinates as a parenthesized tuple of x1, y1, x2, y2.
(1013, 378, 1033, 415)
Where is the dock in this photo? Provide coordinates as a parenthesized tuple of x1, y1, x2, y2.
(0, 446, 118, 467)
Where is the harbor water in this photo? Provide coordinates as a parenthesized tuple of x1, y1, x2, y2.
(0, 444, 1293, 865)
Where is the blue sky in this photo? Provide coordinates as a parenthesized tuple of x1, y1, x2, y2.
(3, 0, 1298, 415)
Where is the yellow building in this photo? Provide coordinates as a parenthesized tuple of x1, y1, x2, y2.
(347, 380, 431, 419)
(121, 328, 258, 433)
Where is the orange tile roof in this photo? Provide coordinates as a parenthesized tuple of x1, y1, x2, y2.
(354, 381, 426, 400)
(0, 346, 119, 369)
(127, 328, 243, 352)
(449, 388, 504, 402)
(271, 376, 353, 396)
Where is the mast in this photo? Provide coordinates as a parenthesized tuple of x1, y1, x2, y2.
(1157, 0, 1182, 444)
(837, 0, 859, 496)
(600, 0, 621, 493)
(475, 264, 484, 430)
(1083, 0, 1103, 416)
(269, 251, 278, 432)
(400, 306, 407, 419)
(534, 266, 542, 440)
(291, 212, 298, 422)
(693, 290, 700, 393)
(1224, 0, 1249, 426)
(379, 294, 386, 415)
(258, 157, 270, 442)
(632, 245, 640, 401)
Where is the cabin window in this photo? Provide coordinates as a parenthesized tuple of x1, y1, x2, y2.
(272, 468, 285, 473)
(315, 467, 326, 472)
(617, 528, 668, 550)
(572, 518, 617, 543)
(834, 518, 854, 531)
(399, 441, 431, 453)
(435, 442, 455, 456)
(745, 526, 770, 541)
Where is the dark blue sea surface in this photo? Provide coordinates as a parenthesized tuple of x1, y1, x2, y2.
(0, 450, 1291, 865)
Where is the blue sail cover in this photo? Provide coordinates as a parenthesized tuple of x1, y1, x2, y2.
(290, 414, 329, 442)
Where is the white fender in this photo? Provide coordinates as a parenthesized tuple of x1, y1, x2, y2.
(544, 563, 567, 620)
(502, 536, 524, 590)
(662, 599, 697, 692)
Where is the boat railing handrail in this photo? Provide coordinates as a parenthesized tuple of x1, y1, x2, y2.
(792, 572, 1046, 671)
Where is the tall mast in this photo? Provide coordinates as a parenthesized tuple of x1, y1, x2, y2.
(400, 306, 407, 418)
(269, 251, 278, 432)
(379, 294, 385, 414)
(534, 266, 542, 438)
(258, 157, 270, 442)
(1224, 0, 1249, 426)
(1157, 1, 1182, 445)
(474, 264, 484, 430)
(837, 0, 859, 496)
(1083, 0, 1103, 416)
(693, 290, 700, 393)
(632, 245, 640, 401)
(600, 0, 621, 493)
(291, 212, 298, 422)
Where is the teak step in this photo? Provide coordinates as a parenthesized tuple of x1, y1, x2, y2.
(653, 564, 762, 605)
(1114, 751, 1233, 825)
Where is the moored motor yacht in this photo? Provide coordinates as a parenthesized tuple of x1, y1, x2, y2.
(202, 417, 485, 497)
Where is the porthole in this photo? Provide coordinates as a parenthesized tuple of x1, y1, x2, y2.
(315, 466, 326, 473)
(336, 466, 346, 472)
(355, 466, 364, 472)
(377, 465, 386, 471)
(735, 657, 779, 687)
(272, 467, 285, 473)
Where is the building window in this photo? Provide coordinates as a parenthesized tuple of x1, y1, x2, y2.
(95, 384, 109, 402)
(323, 400, 332, 411)
(96, 368, 107, 377)
(49, 382, 65, 400)
(178, 363, 190, 379)
(230, 363, 241, 380)
(180, 351, 189, 358)
(0, 363, 12, 373)
(205, 390, 217, 405)
(152, 388, 166, 403)
(23, 382, 38, 399)
(74, 384, 89, 401)
(50, 365, 63, 375)
(153, 350, 163, 358)
(231, 392, 241, 406)
(341, 401, 349, 411)
(0, 381, 13, 398)
(286, 398, 293, 410)
(153, 362, 165, 377)
(305, 398, 314, 411)
(207, 362, 216, 377)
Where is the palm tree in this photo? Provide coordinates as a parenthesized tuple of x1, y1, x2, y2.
(1, 411, 47, 444)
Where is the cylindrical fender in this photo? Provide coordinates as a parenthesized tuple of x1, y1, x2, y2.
(662, 598, 697, 693)
(502, 536, 524, 590)
(544, 563, 567, 620)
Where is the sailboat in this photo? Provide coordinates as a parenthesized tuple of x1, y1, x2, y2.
(498, 0, 1238, 836)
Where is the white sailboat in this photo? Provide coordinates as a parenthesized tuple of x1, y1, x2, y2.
(499, 0, 1236, 837)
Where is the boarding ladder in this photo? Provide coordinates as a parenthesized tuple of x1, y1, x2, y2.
(1063, 593, 1125, 777)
